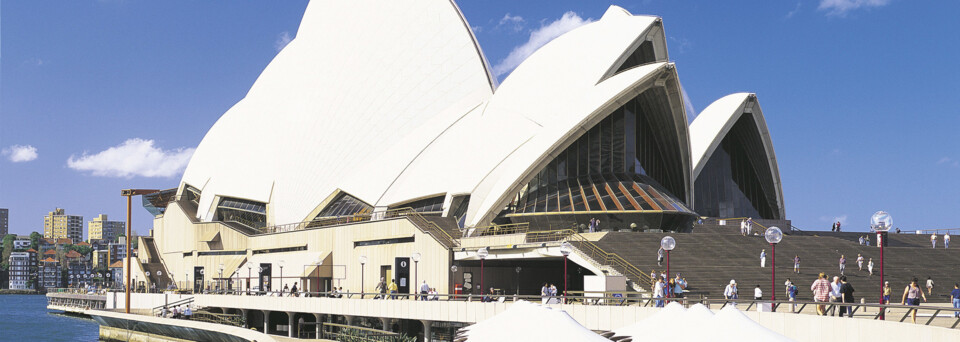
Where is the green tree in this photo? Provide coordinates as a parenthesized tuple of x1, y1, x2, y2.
(1, 234, 14, 270)
(30, 232, 42, 251)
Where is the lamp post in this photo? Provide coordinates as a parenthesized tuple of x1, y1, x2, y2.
(660, 236, 676, 298)
(359, 255, 367, 298)
(477, 248, 488, 297)
(246, 265, 252, 295)
(871, 211, 892, 320)
(450, 265, 458, 299)
(560, 242, 573, 298)
(279, 260, 285, 294)
(765, 226, 783, 311)
(218, 263, 224, 293)
(411, 252, 421, 299)
(515, 266, 522, 295)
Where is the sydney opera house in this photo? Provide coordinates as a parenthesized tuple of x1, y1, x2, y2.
(133, 0, 785, 298)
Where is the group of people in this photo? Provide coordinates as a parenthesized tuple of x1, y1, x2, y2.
(588, 217, 601, 233)
(739, 218, 754, 236)
(158, 304, 192, 319)
(831, 221, 842, 232)
(809, 273, 857, 317)
(857, 235, 871, 246)
(931, 233, 951, 248)
(540, 283, 560, 304)
(651, 272, 688, 307)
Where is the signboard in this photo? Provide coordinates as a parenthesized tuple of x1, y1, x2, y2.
(395, 257, 410, 294)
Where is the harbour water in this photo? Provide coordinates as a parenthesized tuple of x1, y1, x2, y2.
(0, 295, 100, 341)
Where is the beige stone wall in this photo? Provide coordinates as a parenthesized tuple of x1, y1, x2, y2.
(148, 203, 451, 294)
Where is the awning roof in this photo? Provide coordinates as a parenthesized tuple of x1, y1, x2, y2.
(300, 250, 333, 278)
(213, 255, 247, 279)
(243, 251, 330, 279)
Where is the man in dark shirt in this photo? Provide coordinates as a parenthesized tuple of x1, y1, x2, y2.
(839, 276, 855, 318)
(951, 284, 960, 317)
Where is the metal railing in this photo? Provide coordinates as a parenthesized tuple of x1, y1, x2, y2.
(183, 289, 960, 329)
(151, 296, 194, 316)
(191, 310, 245, 327)
(464, 222, 530, 237)
(249, 207, 460, 248)
(321, 322, 402, 342)
(524, 229, 653, 290)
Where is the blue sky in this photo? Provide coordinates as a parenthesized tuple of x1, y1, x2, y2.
(1, 0, 957, 237)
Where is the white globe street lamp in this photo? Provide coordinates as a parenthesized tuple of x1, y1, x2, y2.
(764, 226, 783, 310)
(872, 211, 892, 320)
(660, 236, 676, 297)
(478, 248, 488, 297)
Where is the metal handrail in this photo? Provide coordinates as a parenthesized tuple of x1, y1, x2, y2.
(524, 229, 653, 290)
(466, 222, 530, 238)
(321, 322, 400, 341)
(244, 207, 459, 248)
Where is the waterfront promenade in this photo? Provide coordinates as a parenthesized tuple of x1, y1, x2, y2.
(48, 289, 960, 341)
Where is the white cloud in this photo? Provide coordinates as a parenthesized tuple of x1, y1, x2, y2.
(471, 25, 483, 33)
(496, 13, 525, 32)
(2, 145, 38, 162)
(818, 0, 890, 16)
(819, 214, 848, 225)
(67, 138, 194, 178)
(786, 2, 803, 18)
(669, 36, 693, 54)
(492, 11, 593, 77)
(937, 157, 959, 167)
(275, 31, 293, 52)
(22, 57, 44, 67)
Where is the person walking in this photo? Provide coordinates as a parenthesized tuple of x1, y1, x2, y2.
(901, 277, 928, 323)
(883, 281, 892, 304)
(746, 218, 753, 236)
(785, 279, 798, 312)
(724, 279, 739, 306)
(839, 255, 846, 275)
(951, 284, 960, 318)
(830, 276, 842, 316)
(754, 285, 763, 300)
(794, 255, 801, 274)
(811, 273, 831, 316)
(931, 234, 938, 248)
(290, 282, 298, 297)
(858, 236, 865, 245)
(868, 258, 874, 276)
(926, 276, 935, 295)
(839, 276, 855, 318)
(388, 279, 398, 300)
(836, 221, 841, 232)
(540, 283, 550, 304)
(653, 277, 665, 307)
(760, 249, 766, 268)
(657, 247, 664, 267)
(865, 235, 870, 246)
(945, 233, 951, 248)
(740, 219, 747, 236)
(419, 280, 430, 301)
(375, 277, 386, 299)
(856, 254, 864, 271)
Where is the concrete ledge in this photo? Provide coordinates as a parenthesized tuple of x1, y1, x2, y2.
(89, 309, 279, 342)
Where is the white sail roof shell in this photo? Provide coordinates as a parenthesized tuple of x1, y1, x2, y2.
(689, 93, 785, 219)
(180, 0, 496, 223)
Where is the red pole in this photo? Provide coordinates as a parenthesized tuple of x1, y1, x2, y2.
(771, 243, 776, 312)
(879, 232, 885, 320)
(665, 250, 670, 298)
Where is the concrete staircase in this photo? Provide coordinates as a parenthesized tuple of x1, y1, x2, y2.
(594, 230, 960, 302)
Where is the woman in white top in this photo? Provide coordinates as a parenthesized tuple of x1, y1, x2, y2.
(754, 285, 763, 300)
(653, 278, 665, 307)
(868, 258, 874, 276)
(857, 254, 864, 271)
